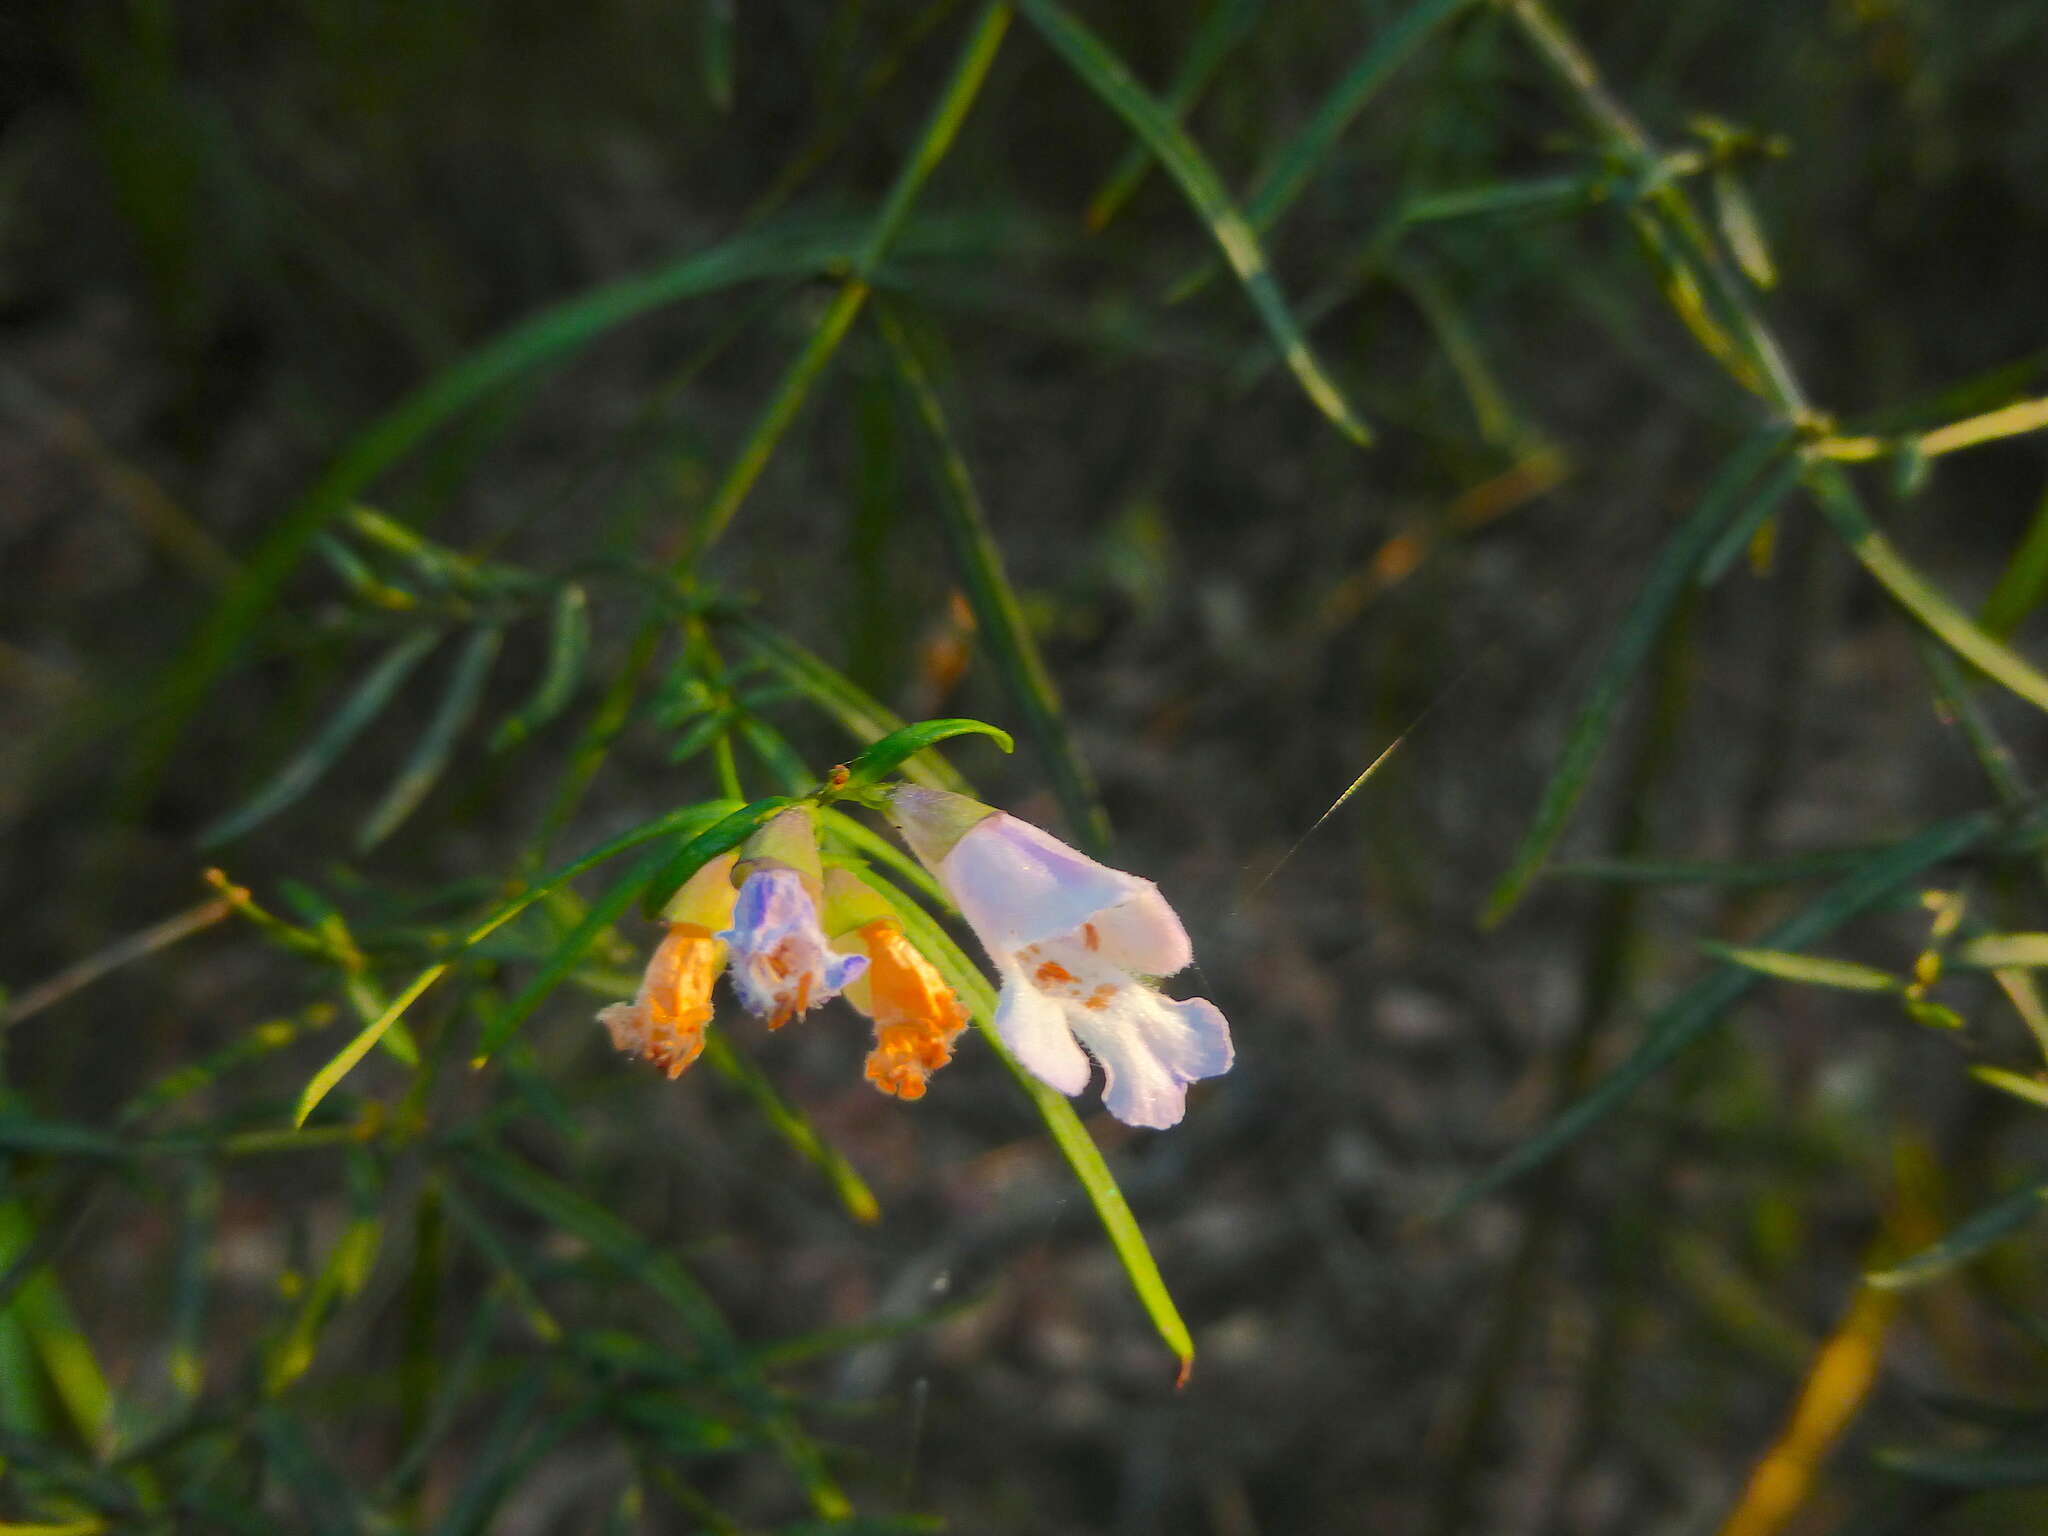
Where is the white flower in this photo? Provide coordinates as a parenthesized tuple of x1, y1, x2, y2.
(891, 787, 1232, 1129)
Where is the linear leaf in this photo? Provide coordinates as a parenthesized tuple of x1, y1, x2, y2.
(1956, 934, 2048, 969)
(1699, 942, 1901, 994)
(491, 584, 590, 752)
(1014, 0, 1375, 446)
(1980, 486, 2048, 640)
(1971, 1065, 2048, 1113)
(684, 4, 1011, 560)
(1084, 0, 1264, 232)
(1698, 454, 1802, 585)
(1875, 1171, 2048, 1294)
(837, 717, 1012, 790)
(198, 627, 442, 847)
(1874, 1444, 2048, 1488)
(1166, 0, 1477, 301)
(700, 0, 736, 114)
(1484, 426, 1793, 924)
(1808, 462, 2048, 715)
(877, 302, 1113, 854)
(702, 1034, 881, 1224)
(730, 619, 974, 792)
(292, 965, 447, 1128)
(357, 624, 503, 850)
(1449, 806, 2007, 1214)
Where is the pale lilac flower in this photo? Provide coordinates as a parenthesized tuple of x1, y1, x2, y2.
(718, 808, 865, 1029)
(890, 787, 1232, 1129)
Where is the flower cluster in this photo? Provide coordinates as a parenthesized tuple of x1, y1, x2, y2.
(598, 788, 1232, 1129)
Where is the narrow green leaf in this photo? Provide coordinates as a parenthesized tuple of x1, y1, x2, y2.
(1873, 1444, 2048, 1488)
(836, 718, 1012, 790)
(1083, 0, 1264, 231)
(1957, 934, 2048, 969)
(1914, 629, 2029, 806)
(293, 964, 447, 1127)
(858, 868, 1196, 1377)
(1712, 167, 1776, 289)
(256, 1405, 361, 1536)
(735, 715, 814, 796)
(1808, 462, 2048, 716)
(0, 1118, 130, 1159)
(1980, 484, 2048, 640)
(263, 1214, 382, 1394)
(1972, 1065, 2048, 1113)
(197, 627, 442, 846)
(640, 798, 794, 920)
(0, 1198, 111, 1450)
(1484, 426, 1793, 925)
(167, 1171, 219, 1404)
(1400, 174, 1600, 225)
(491, 584, 590, 752)
(357, 625, 503, 850)
(1449, 806, 2006, 1214)
(1994, 967, 2048, 1066)
(1014, 0, 1376, 446)
(702, 1034, 881, 1224)
(429, 1366, 574, 1536)
(700, 0, 736, 114)
(686, 281, 870, 558)
(1698, 455, 1802, 585)
(877, 302, 1113, 854)
(684, 5, 1011, 561)
(1699, 941, 1900, 994)
(1165, 0, 1476, 302)
(730, 618, 975, 793)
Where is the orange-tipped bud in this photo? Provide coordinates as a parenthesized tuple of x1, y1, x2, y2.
(598, 921, 724, 1078)
(849, 918, 968, 1100)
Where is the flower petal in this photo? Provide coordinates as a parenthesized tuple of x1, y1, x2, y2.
(994, 966, 1091, 1095)
(719, 867, 864, 1026)
(1088, 889, 1194, 977)
(942, 813, 1153, 954)
(1065, 990, 1233, 1130)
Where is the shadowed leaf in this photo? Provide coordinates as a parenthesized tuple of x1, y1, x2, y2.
(198, 628, 442, 847)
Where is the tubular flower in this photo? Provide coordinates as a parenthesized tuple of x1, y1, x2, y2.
(889, 787, 1232, 1129)
(718, 807, 864, 1030)
(598, 852, 737, 1078)
(824, 868, 968, 1101)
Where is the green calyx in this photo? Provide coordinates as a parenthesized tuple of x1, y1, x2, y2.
(887, 785, 997, 869)
(820, 866, 895, 939)
(659, 849, 741, 928)
(735, 805, 825, 904)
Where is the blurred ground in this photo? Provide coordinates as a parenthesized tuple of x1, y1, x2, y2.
(6, 2, 2048, 1532)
